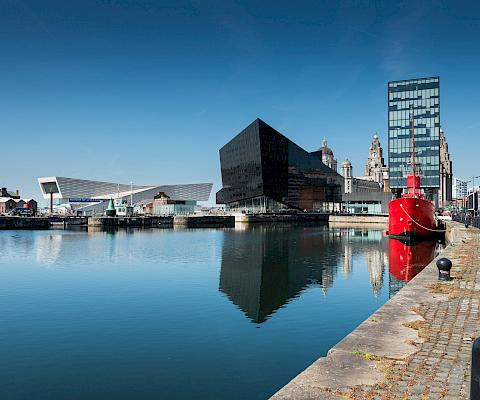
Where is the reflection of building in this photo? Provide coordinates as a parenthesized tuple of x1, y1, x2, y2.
(364, 249, 385, 297)
(388, 77, 441, 205)
(216, 119, 343, 213)
(342, 244, 352, 277)
(38, 176, 212, 215)
(219, 226, 388, 323)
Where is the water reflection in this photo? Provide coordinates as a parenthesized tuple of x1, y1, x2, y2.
(388, 238, 441, 297)
(219, 225, 388, 323)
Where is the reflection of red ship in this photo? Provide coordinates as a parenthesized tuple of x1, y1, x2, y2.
(388, 107, 439, 238)
(388, 238, 437, 282)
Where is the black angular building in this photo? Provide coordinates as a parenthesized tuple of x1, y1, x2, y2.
(216, 119, 343, 212)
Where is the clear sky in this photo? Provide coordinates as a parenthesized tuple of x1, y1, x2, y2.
(2, 0, 480, 204)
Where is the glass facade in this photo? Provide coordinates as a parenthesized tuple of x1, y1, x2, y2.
(153, 201, 196, 216)
(388, 77, 440, 190)
(216, 119, 343, 212)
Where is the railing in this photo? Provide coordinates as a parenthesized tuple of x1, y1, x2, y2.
(452, 213, 480, 229)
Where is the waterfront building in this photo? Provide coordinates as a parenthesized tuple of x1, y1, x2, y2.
(152, 192, 196, 215)
(361, 133, 390, 191)
(0, 187, 20, 199)
(340, 159, 383, 194)
(388, 77, 441, 205)
(0, 197, 37, 215)
(0, 198, 17, 214)
(38, 176, 212, 216)
(339, 134, 392, 214)
(216, 119, 343, 213)
(453, 177, 468, 199)
(439, 129, 453, 207)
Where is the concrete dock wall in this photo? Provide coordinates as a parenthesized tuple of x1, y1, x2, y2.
(0, 217, 50, 230)
(88, 216, 174, 228)
(173, 215, 235, 228)
(235, 213, 329, 223)
(329, 214, 388, 224)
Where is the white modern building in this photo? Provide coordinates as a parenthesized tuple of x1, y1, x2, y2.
(38, 176, 213, 216)
(452, 177, 468, 199)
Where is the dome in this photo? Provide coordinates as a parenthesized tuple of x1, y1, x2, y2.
(342, 159, 351, 166)
(373, 133, 379, 140)
(321, 146, 333, 155)
(319, 137, 333, 155)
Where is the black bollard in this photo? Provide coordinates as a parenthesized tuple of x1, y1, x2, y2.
(472, 337, 480, 399)
(436, 258, 453, 281)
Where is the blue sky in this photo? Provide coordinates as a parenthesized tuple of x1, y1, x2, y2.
(2, 0, 480, 204)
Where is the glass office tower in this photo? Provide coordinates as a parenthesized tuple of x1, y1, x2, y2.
(388, 77, 440, 201)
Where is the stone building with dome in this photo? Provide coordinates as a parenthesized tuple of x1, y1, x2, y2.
(339, 133, 392, 214)
(310, 137, 338, 172)
(361, 133, 390, 191)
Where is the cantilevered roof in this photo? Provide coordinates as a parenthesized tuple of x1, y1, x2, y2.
(38, 177, 212, 202)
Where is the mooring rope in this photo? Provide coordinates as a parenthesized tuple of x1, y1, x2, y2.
(399, 203, 446, 232)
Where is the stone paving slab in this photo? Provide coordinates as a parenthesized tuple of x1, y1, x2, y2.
(272, 223, 478, 400)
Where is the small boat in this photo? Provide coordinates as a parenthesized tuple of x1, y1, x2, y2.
(388, 108, 440, 238)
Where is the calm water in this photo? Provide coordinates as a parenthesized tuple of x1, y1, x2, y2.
(0, 225, 437, 399)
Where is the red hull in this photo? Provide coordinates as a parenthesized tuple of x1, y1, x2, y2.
(388, 197, 436, 237)
(388, 238, 437, 282)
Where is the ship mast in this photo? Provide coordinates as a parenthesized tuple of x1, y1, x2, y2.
(410, 105, 416, 194)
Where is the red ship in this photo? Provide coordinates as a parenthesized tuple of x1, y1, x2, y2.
(388, 108, 439, 238)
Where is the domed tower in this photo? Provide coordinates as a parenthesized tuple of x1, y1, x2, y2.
(319, 137, 338, 172)
(364, 132, 389, 190)
(341, 159, 353, 193)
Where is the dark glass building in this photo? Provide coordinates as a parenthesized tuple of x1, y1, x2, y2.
(388, 77, 440, 201)
(216, 119, 343, 212)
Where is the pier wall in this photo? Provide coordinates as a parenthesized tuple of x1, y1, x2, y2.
(329, 214, 388, 224)
(173, 215, 235, 228)
(235, 213, 329, 224)
(88, 216, 174, 228)
(0, 217, 50, 230)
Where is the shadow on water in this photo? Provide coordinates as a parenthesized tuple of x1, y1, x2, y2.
(219, 224, 389, 323)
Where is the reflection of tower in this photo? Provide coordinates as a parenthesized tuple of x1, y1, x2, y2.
(342, 243, 353, 277)
(35, 233, 64, 265)
(364, 248, 384, 297)
(321, 269, 334, 295)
